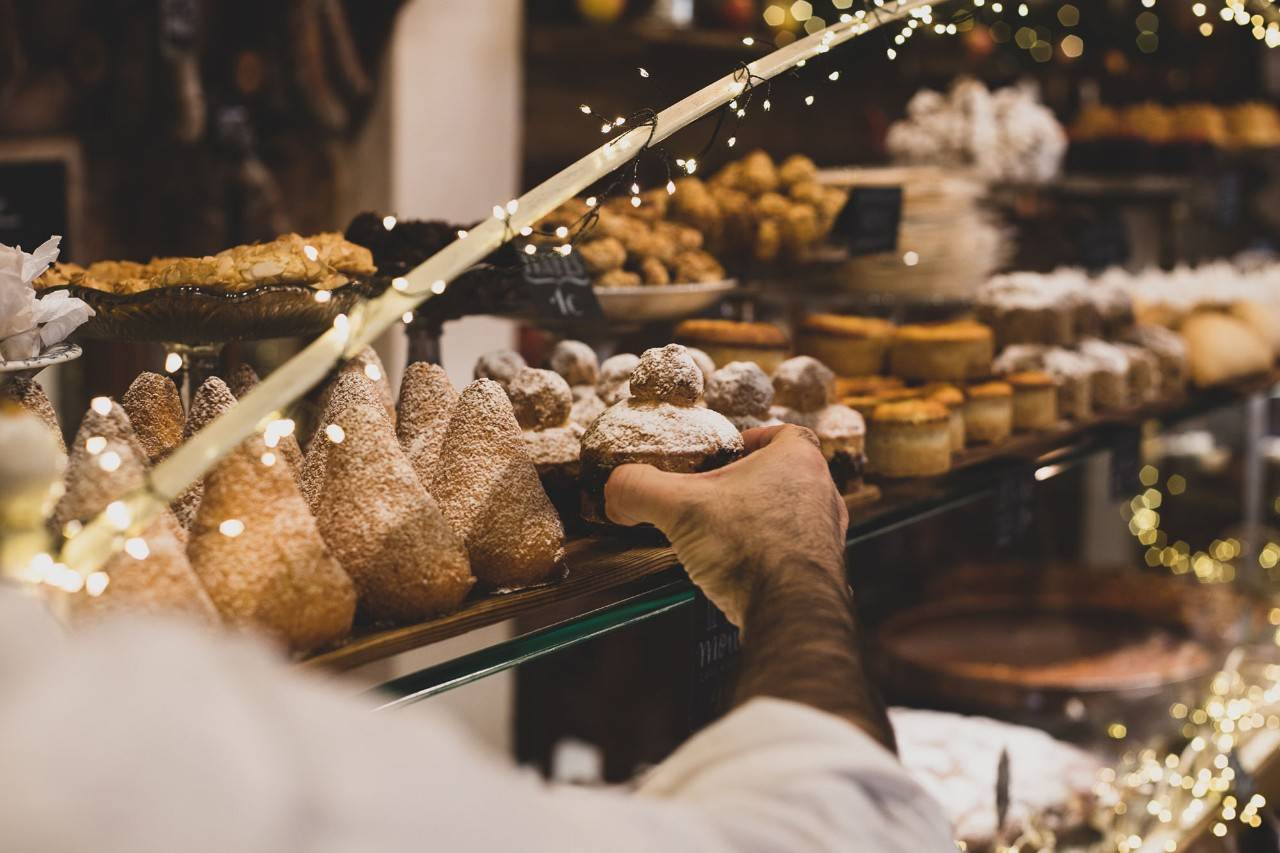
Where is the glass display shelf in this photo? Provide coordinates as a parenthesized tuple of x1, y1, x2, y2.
(299, 372, 1280, 705)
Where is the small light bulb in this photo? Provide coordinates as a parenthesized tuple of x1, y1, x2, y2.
(586, 196, 598, 207)
(261, 451, 277, 466)
(105, 500, 131, 530)
(431, 280, 446, 294)
(736, 108, 746, 118)
(742, 36, 755, 45)
(730, 99, 739, 109)
(903, 250, 920, 266)
(85, 435, 106, 455)
(219, 519, 245, 538)
(558, 244, 572, 256)
(686, 158, 698, 174)
(493, 204, 506, 220)
(805, 94, 815, 105)
(98, 451, 121, 472)
(363, 363, 382, 382)
(325, 424, 345, 444)
(555, 226, 569, 238)
(630, 196, 642, 207)
(85, 571, 110, 597)
(638, 67, 649, 78)
(727, 136, 737, 147)
(763, 99, 771, 111)
(579, 104, 592, 114)
(524, 244, 537, 255)
(829, 71, 840, 81)
(382, 215, 397, 230)
(507, 199, 519, 215)
(887, 47, 898, 58)
(91, 396, 112, 416)
(614, 116, 625, 126)
(519, 225, 533, 237)
(303, 244, 319, 261)
(630, 182, 640, 194)
(457, 229, 469, 239)
(314, 289, 331, 303)
(666, 181, 676, 194)
(402, 312, 414, 325)
(601, 123, 612, 134)
(164, 352, 182, 373)
(124, 538, 150, 560)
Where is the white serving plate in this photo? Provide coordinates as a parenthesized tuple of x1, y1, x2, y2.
(593, 279, 737, 323)
(0, 342, 81, 384)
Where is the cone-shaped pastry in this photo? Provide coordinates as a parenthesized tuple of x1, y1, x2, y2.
(316, 401, 473, 623)
(71, 512, 220, 627)
(53, 400, 149, 531)
(321, 346, 396, 425)
(226, 363, 306, 478)
(300, 372, 389, 510)
(431, 379, 565, 590)
(121, 372, 184, 465)
(172, 377, 237, 529)
(226, 362, 261, 399)
(188, 431, 356, 652)
(1, 378, 64, 454)
(396, 361, 458, 488)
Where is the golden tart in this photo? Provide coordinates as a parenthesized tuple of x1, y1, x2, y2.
(866, 400, 952, 478)
(1008, 371, 1058, 431)
(675, 319, 791, 375)
(796, 313, 896, 377)
(964, 381, 1014, 444)
(889, 321, 994, 382)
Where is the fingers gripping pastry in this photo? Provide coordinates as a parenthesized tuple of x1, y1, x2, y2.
(1, 378, 65, 454)
(317, 402, 474, 623)
(396, 362, 458, 489)
(597, 353, 639, 406)
(580, 345, 744, 524)
(189, 430, 356, 652)
(431, 380, 566, 590)
(769, 356, 867, 491)
(867, 400, 953, 478)
(122, 372, 185, 466)
(474, 349, 527, 387)
(705, 361, 783, 432)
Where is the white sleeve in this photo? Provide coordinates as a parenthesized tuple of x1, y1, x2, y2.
(0, 595, 954, 853)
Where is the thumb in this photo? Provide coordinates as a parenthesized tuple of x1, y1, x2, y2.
(604, 463, 697, 529)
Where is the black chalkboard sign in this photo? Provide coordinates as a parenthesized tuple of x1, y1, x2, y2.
(0, 161, 70, 258)
(833, 186, 903, 255)
(523, 251, 603, 320)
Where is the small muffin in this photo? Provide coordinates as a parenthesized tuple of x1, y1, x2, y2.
(685, 346, 717, 383)
(474, 349, 527, 387)
(548, 339, 607, 429)
(835, 375, 904, 399)
(925, 384, 966, 452)
(705, 361, 783, 432)
(977, 272, 1083, 348)
(675, 318, 791, 375)
(867, 400, 952, 478)
(841, 386, 921, 420)
(1008, 371, 1058, 432)
(1077, 339, 1131, 410)
(579, 345, 744, 524)
(964, 381, 1013, 445)
(597, 353, 639, 405)
(769, 356, 868, 492)
(507, 367, 581, 522)
(995, 344, 1094, 421)
(795, 314, 896, 377)
(889, 321, 994, 382)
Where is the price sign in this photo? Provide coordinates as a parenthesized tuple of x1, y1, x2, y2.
(833, 186, 903, 256)
(522, 252, 603, 321)
(690, 590, 740, 731)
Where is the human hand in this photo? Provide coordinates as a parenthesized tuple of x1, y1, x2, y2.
(604, 424, 848, 628)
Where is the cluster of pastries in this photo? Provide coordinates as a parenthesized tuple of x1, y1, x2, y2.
(11, 346, 565, 652)
(32, 232, 375, 295)
(536, 149, 846, 287)
(1071, 101, 1280, 149)
(886, 78, 1067, 184)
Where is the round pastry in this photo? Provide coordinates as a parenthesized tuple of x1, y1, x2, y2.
(1077, 339, 1131, 410)
(964, 381, 1014, 445)
(769, 356, 867, 492)
(977, 273, 1081, 349)
(685, 346, 717, 383)
(1008, 371, 1058, 432)
(675, 319, 791, 375)
(796, 313, 896, 377)
(474, 349, 527, 387)
(548, 339, 599, 387)
(507, 367, 581, 522)
(579, 344, 744, 524)
(889, 322, 994, 382)
(925, 384, 966, 452)
(840, 386, 921, 420)
(866, 400, 952, 478)
(597, 353, 639, 405)
(705, 361, 782, 432)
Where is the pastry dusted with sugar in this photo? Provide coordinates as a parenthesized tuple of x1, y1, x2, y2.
(474, 349, 527, 387)
(300, 372, 390, 510)
(432, 379, 566, 589)
(122, 372, 184, 466)
(330, 346, 396, 425)
(226, 364, 305, 477)
(316, 400, 473, 623)
(549, 340, 607, 428)
(597, 353, 639, 406)
(57, 402, 218, 626)
(188, 431, 356, 652)
(396, 361, 458, 489)
(172, 377, 237, 528)
(1, 378, 64, 454)
(580, 345, 744, 523)
(769, 356, 867, 492)
(705, 361, 782, 432)
(508, 367, 581, 522)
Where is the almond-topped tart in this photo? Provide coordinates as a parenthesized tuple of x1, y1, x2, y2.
(675, 318, 791, 375)
(866, 400, 952, 478)
(579, 344, 744, 524)
(796, 313, 896, 377)
(1008, 371, 1058, 431)
(889, 321, 995, 382)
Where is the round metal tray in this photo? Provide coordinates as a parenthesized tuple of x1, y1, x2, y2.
(54, 278, 384, 346)
(593, 279, 737, 324)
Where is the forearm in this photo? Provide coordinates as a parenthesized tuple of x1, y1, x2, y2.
(732, 558, 895, 751)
